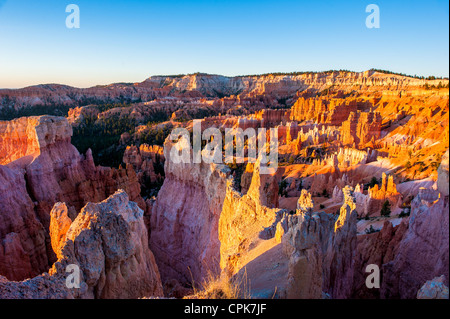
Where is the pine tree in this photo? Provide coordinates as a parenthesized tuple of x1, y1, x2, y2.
(380, 200, 391, 217)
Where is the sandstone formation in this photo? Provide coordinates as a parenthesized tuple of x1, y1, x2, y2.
(290, 96, 369, 125)
(437, 149, 449, 196)
(381, 186, 449, 298)
(296, 189, 314, 213)
(352, 220, 408, 299)
(0, 190, 163, 299)
(0, 70, 448, 300)
(149, 138, 231, 286)
(219, 158, 282, 277)
(49, 202, 75, 260)
(150, 137, 283, 291)
(416, 275, 449, 299)
(255, 109, 290, 127)
(0, 116, 145, 282)
(2, 71, 445, 114)
(362, 173, 401, 217)
(340, 111, 382, 147)
(281, 186, 358, 299)
(328, 171, 401, 218)
(314, 148, 378, 168)
(0, 165, 48, 281)
(123, 144, 165, 185)
(240, 163, 254, 195)
(294, 125, 340, 148)
(0, 116, 72, 165)
(67, 105, 100, 127)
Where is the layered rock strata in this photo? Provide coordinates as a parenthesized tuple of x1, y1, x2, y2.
(0, 116, 145, 281)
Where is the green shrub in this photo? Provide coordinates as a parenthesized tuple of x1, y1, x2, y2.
(288, 156, 295, 165)
(279, 180, 288, 197)
(365, 225, 379, 234)
(369, 177, 379, 188)
(380, 200, 391, 217)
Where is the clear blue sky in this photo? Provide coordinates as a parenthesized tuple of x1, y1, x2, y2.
(0, 0, 448, 88)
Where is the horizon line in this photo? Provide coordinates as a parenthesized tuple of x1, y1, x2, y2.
(1, 68, 449, 91)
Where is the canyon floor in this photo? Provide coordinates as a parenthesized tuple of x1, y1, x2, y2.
(0, 70, 448, 299)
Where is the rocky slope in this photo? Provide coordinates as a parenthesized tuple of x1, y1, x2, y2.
(0, 190, 163, 299)
(380, 155, 449, 298)
(1, 71, 446, 111)
(0, 165, 48, 281)
(0, 116, 145, 281)
(219, 158, 282, 278)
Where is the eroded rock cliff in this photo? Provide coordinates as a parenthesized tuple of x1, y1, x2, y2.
(219, 158, 282, 277)
(381, 187, 449, 298)
(149, 138, 231, 286)
(0, 190, 163, 299)
(0, 116, 145, 281)
(281, 186, 358, 299)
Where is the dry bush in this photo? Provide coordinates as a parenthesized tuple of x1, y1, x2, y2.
(185, 270, 251, 299)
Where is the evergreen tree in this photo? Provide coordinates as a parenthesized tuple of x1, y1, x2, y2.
(380, 200, 391, 217)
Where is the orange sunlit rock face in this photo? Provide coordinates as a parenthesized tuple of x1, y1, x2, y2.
(0, 115, 146, 283)
(0, 116, 72, 165)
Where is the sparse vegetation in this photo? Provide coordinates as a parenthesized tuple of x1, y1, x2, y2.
(417, 162, 426, 173)
(0, 103, 72, 120)
(405, 161, 412, 169)
(279, 179, 289, 197)
(423, 82, 449, 90)
(226, 161, 245, 192)
(368, 177, 379, 189)
(72, 115, 136, 167)
(430, 161, 441, 171)
(141, 126, 172, 146)
(369, 68, 449, 80)
(365, 225, 379, 234)
(288, 155, 296, 165)
(380, 200, 391, 217)
(399, 208, 411, 218)
(186, 271, 250, 299)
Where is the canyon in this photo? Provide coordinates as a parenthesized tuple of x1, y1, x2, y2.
(0, 70, 448, 299)
(0, 116, 145, 282)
